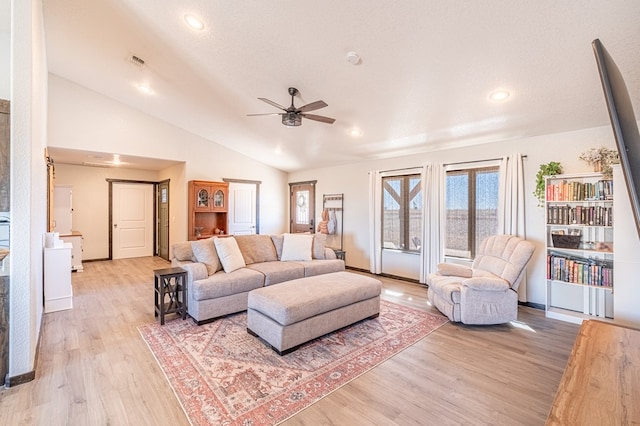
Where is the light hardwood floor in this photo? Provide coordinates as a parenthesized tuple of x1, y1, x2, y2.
(0, 257, 579, 425)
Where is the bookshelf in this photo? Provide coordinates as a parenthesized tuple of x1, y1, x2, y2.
(545, 172, 614, 324)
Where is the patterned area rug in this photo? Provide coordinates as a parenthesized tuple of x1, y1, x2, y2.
(138, 300, 448, 426)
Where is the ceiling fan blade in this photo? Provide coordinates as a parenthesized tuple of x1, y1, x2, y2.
(258, 98, 287, 111)
(297, 100, 328, 113)
(247, 112, 283, 116)
(302, 113, 335, 124)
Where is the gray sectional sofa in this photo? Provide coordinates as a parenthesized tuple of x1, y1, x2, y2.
(171, 233, 345, 324)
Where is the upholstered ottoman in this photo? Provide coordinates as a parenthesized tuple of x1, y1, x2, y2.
(247, 271, 382, 355)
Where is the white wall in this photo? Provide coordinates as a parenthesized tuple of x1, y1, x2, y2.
(0, 31, 9, 100)
(9, 0, 48, 380)
(47, 75, 290, 249)
(289, 126, 619, 305)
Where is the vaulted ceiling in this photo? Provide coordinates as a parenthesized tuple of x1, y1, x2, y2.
(36, 1, 640, 171)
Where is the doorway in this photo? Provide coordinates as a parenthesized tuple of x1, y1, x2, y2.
(226, 179, 260, 235)
(157, 180, 170, 260)
(289, 181, 316, 233)
(110, 181, 154, 259)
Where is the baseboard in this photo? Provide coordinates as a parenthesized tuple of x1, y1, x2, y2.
(4, 307, 44, 388)
(519, 301, 545, 311)
(5, 370, 35, 387)
(345, 266, 422, 285)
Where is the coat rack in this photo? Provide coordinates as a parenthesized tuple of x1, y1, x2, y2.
(321, 193, 343, 250)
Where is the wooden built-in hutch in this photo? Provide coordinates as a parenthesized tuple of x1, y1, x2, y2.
(188, 180, 229, 240)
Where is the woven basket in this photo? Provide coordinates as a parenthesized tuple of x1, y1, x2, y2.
(551, 234, 581, 249)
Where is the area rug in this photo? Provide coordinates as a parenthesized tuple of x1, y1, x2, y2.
(138, 300, 448, 426)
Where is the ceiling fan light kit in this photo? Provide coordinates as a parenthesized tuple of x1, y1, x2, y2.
(248, 87, 335, 127)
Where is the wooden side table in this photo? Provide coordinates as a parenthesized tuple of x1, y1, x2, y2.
(154, 267, 188, 325)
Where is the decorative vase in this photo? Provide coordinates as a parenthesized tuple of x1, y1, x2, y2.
(593, 162, 602, 173)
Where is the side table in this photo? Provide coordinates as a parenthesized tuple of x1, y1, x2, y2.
(154, 267, 188, 325)
(333, 249, 346, 262)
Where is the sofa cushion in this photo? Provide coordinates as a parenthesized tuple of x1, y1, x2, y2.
(191, 268, 264, 301)
(214, 237, 246, 273)
(235, 234, 278, 265)
(172, 241, 195, 262)
(247, 261, 305, 286)
(294, 259, 345, 277)
(248, 271, 382, 326)
(312, 233, 327, 259)
(191, 237, 222, 275)
(281, 233, 313, 261)
(428, 274, 462, 304)
(271, 234, 284, 260)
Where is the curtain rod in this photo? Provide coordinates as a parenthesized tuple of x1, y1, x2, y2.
(443, 154, 527, 167)
(375, 166, 424, 174)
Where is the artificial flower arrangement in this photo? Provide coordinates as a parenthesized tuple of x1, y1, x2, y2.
(578, 146, 619, 178)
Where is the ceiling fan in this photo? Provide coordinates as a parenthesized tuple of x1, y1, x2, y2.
(248, 87, 335, 127)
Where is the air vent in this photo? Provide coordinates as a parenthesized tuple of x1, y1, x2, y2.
(130, 55, 145, 67)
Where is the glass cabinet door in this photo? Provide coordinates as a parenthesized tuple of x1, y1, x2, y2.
(197, 188, 210, 208)
(213, 190, 224, 208)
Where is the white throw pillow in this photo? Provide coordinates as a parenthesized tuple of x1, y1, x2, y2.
(213, 237, 246, 273)
(191, 237, 222, 275)
(280, 233, 313, 261)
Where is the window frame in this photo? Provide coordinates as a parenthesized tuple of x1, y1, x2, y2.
(444, 163, 500, 259)
(381, 172, 422, 253)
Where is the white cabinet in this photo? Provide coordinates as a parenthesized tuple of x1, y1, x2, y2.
(61, 232, 83, 272)
(44, 243, 73, 313)
(544, 173, 614, 324)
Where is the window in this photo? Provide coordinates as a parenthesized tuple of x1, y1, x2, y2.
(382, 174, 422, 252)
(445, 167, 499, 258)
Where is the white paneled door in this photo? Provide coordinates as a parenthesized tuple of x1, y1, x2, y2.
(228, 182, 257, 235)
(112, 182, 154, 259)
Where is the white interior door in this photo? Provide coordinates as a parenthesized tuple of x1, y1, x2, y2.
(112, 182, 153, 259)
(53, 185, 73, 235)
(228, 182, 257, 235)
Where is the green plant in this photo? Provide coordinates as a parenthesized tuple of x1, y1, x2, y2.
(534, 162, 562, 207)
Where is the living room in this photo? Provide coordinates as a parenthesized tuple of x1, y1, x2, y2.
(2, 1, 640, 424)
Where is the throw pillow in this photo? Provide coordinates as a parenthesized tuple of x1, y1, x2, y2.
(280, 233, 313, 261)
(214, 237, 246, 273)
(190, 237, 222, 275)
(312, 233, 327, 259)
(172, 241, 195, 262)
(235, 235, 278, 265)
(271, 234, 284, 260)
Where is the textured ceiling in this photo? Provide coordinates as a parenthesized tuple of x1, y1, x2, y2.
(42, 0, 640, 172)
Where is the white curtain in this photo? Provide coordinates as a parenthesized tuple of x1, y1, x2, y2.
(420, 163, 445, 283)
(368, 171, 382, 274)
(498, 153, 528, 301)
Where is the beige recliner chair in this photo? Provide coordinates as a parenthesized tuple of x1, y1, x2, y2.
(427, 234, 535, 325)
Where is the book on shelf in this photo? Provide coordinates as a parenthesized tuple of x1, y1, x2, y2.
(546, 179, 613, 202)
(546, 205, 612, 226)
(546, 252, 613, 287)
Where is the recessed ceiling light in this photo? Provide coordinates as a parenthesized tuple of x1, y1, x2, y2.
(184, 14, 204, 30)
(349, 128, 362, 137)
(490, 90, 510, 101)
(136, 83, 153, 95)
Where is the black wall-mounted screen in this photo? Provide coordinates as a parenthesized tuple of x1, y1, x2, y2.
(592, 38, 640, 238)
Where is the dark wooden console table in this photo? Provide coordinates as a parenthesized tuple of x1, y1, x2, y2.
(154, 267, 187, 325)
(546, 319, 640, 425)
